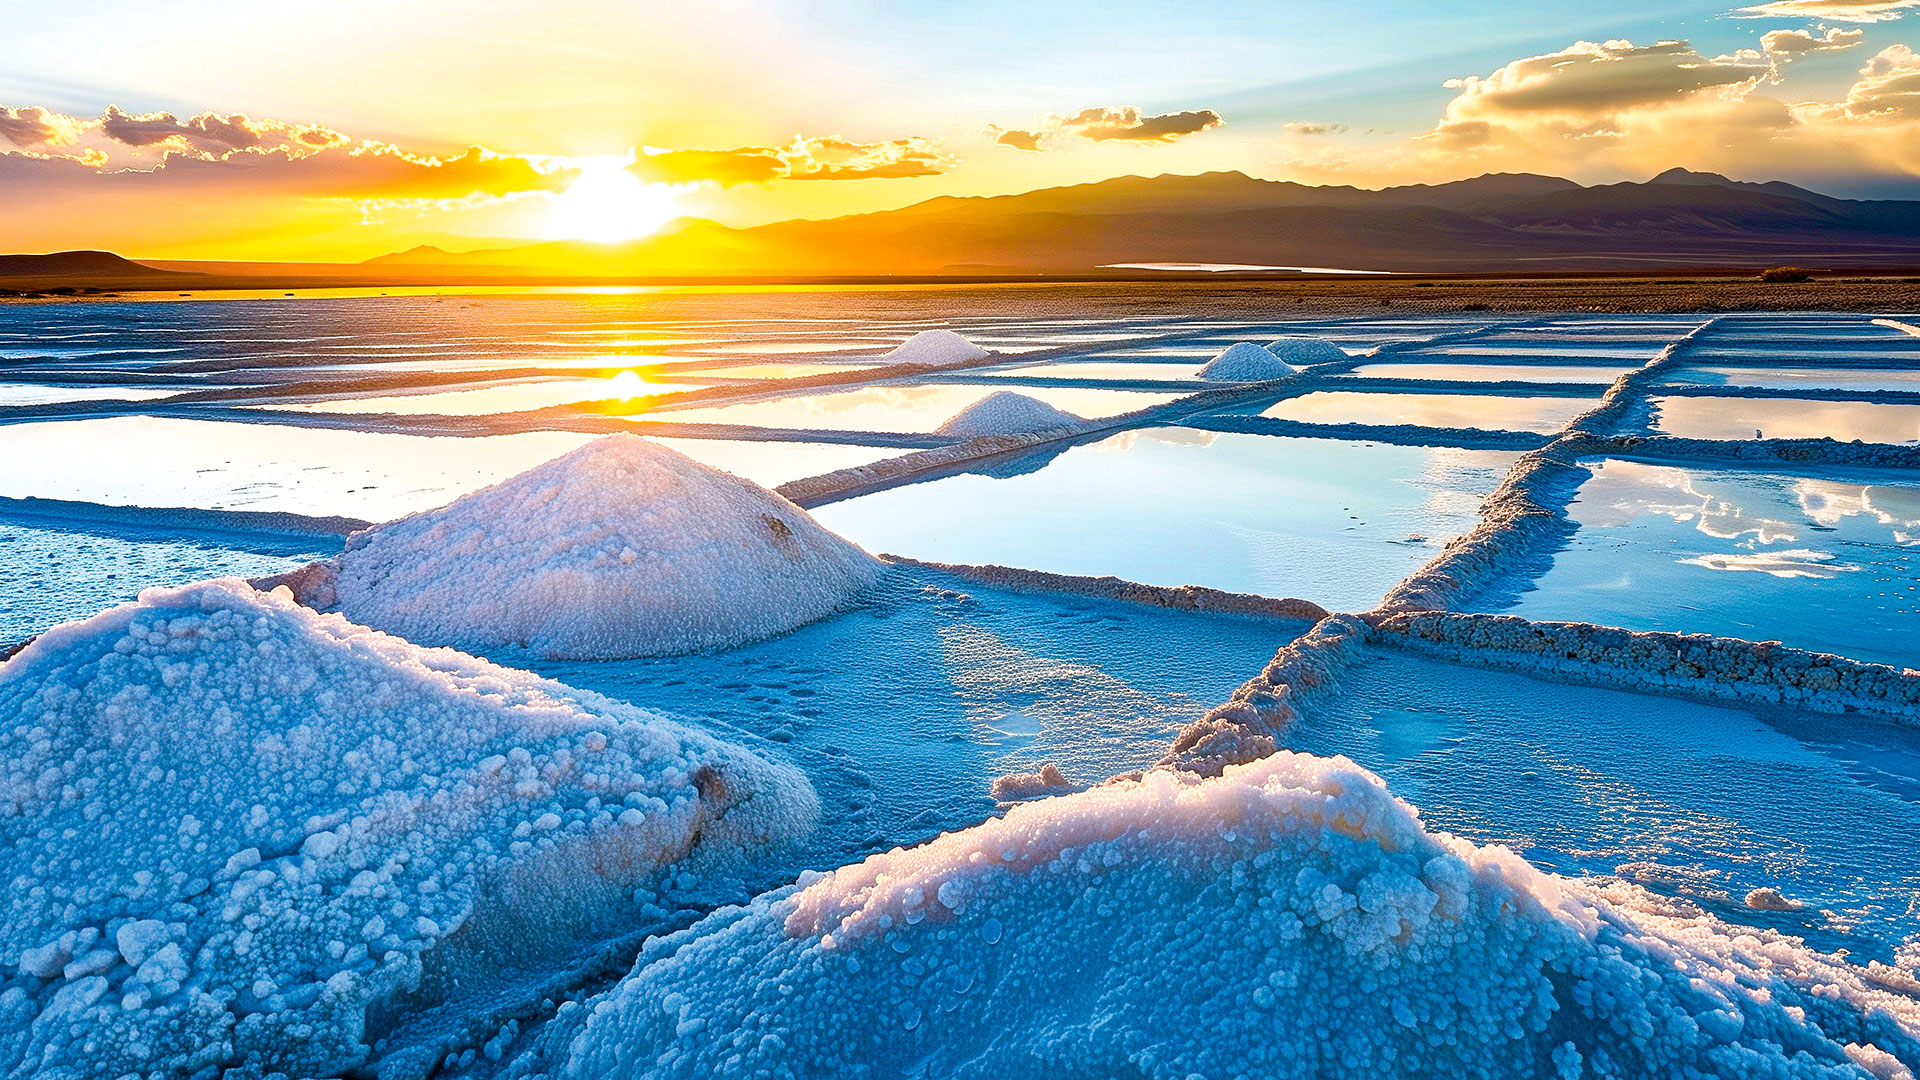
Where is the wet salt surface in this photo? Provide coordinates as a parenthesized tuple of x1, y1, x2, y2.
(523, 564, 1308, 863)
(1649, 395, 1920, 444)
(1285, 646, 1920, 963)
(1493, 458, 1920, 669)
(813, 430, 1515, 612)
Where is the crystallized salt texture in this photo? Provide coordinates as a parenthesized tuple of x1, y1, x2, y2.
(1197, 341, 1300, 381)
(557, 751, 1920, 1079)
(331, 434, 884, 660)
(882, 329, 992, 367)
(0, 579, 817, 1079)
(1266, 336, 1351, 367)
(934, 392, 1088, 439)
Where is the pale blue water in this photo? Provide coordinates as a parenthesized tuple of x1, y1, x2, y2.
(1495, 458, 1920, 669)
(813, 430, 1516, 612)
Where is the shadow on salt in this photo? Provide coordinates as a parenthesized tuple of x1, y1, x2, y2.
(527, 564, 1309, 865)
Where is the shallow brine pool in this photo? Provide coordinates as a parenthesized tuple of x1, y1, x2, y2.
(1493, 458, 1920, 668)
(648, 382, 1184, 433)
(1227, 390, 1591, 434)
(1649, 395, 1920, 444)
(811, 430, 1515, 612)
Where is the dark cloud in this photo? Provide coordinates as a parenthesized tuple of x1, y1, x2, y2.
(0, 106, 81, 148)
(1062, 106, 1224, 142)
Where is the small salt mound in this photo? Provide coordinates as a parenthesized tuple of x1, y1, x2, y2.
(989, 761, 1084, 801)
(0, 579, 817, 1079)
(883, 329, 991, 367)
(1266, 336, 1351, 366)
(558, 752, 1920, 1079)
(1196, 341, 1299, 381)
(934, 391, 1087, 439)
(332, 434, 883, 659)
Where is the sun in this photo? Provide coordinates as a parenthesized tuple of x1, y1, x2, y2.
(546, 156, 683, 244)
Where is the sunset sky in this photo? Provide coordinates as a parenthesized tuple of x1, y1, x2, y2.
(4, 0, 1920, 261)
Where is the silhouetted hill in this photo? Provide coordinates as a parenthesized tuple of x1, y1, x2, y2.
(0, 251, 190, 278)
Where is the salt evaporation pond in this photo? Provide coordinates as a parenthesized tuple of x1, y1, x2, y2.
(1493, 458, 1920, 668)
(276, 376, 716, 415)
(1283, 643, 1920, 962)
(650, 382, 1179, 433)
(1663, 365, 1920, 393)
(1649, 395, 1920, 443)
(0, 416, 896, 517)
(1341, 361, 1640, 384)
(1225, 389, 1592, 433)
(812, 430, 1515, 612)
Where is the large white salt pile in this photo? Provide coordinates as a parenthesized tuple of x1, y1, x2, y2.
(1196, 340, 1300, 381)
(882, 329, 992, 367)
(556, 751, 1920, 1079)
(934, 391, 1088, 439)
(331, 434, 883, 659)
(0, 579, 817, 1079)
(1267, 336, 1351, 366)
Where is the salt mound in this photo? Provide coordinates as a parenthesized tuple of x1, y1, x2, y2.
(1266, 336, 1351, 366)
(883, 329, 991, 367)
(934, 391, 1087, 438)
(332, 434, 883, 659)
(558, 752, 1920, 1079)
(0, 579, 817, 1079)
(1197, 341, 1299, 381)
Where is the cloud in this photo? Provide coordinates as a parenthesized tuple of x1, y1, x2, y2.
(781, 135, 951, 179)
(993, 128, 1047, 152)
(97, 104, 350, 159)
(1736, 0, 1920, 21)
(1832, 42, 1920, 119)
(1060, 106, 1224, 142)
(633, 145, 787, 185)
(1333, 33, 1920, 193)
(988, 105, 1225, 150)
(0, 105, 88, 148)
(1760, 26, 1867, 54)
(1283, 122, 1350, 136)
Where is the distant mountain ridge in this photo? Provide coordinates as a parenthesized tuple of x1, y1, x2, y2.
(0, 251, 189, 278)
(390, 169, 1920, 275)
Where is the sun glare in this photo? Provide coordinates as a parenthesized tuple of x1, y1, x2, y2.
(546, 156, 682, 244)
(607, 369, 645, 400)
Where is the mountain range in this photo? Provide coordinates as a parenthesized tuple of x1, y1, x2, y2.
(361, 168, 1920, 276)
(8, 169, 1920, 284)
